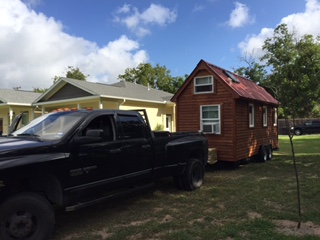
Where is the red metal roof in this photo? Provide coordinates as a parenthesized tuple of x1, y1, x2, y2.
(171, 59, 279, 106)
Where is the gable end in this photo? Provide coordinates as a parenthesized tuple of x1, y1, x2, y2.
(44, 83, 92, 102)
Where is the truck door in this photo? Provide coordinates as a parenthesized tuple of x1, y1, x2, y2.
(117, 113, 154, 185)
(70, 114, 123, 194)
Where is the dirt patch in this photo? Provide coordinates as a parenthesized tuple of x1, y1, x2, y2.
(274, 220, 320, 237)
(247, 211, 262, 219)
(95, 229, 113, 240)
(159, 214, 173, 223)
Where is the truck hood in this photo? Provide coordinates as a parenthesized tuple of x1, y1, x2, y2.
(0, 137, 52, 154)
(0, 137, 67, 170)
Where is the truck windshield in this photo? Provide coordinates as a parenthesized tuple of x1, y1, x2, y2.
(11, 111, 86, 140)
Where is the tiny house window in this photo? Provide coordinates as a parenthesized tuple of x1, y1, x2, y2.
(273, 108, 278, 126)
(249, 104, 254, 128)
(263, 106, 267, 127)
(200, 105, 220, 134)
(194, 76, 213, 94)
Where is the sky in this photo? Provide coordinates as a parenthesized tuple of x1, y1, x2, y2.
(1, 0, 320, 90)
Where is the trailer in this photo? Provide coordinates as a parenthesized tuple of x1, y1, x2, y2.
(171, 59, 279, 163)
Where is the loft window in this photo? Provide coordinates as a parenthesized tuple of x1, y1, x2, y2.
(263, 106, 267, 127)
(249, 104, 254, 128)
(194, 76, 213, 94)
(200, 105, 221, 134)
(225, 71, 240, 83)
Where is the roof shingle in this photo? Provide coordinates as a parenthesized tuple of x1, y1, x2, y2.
(37, 78, 173, 104)
(0, 89, 41, 105)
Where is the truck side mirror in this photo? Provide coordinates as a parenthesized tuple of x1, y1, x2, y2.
(86, 129, 103, 137)
(75, 129, 103, 144)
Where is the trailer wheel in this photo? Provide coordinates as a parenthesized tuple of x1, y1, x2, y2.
(258, 145, 268, 162)
(0, 192, 55, 240)
(267, 145, 273, 160)
(182, 158, 204, 191)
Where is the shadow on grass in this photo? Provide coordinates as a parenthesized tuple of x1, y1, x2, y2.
(205, 159, 252, 172)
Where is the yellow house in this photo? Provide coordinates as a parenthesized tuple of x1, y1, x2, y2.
(0, 78, 176, 135)
(0, 89, 41, 135)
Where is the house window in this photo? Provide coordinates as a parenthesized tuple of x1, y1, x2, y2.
(263, 106, 267, 127)
(194, 76, 213, 94)
(249, 104, 254, 128)
(200, 105, 220, 134)
(273, 108, 278, 126)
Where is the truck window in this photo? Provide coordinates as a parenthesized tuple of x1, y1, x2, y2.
(83, 115, 114, 141)
(118, 115, 145, 139)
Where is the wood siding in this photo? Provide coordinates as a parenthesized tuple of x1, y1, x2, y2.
(176, 69, 236, 161)
(235, 100, 278, 161)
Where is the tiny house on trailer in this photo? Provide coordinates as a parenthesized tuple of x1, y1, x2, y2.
(171, 60, 279, 163)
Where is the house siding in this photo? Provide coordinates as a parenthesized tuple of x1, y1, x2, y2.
(235, 100, 278, 161)
(176, 70, 236, 161)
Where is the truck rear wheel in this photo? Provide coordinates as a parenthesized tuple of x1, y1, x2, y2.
(0, 192, 55, 240)
(182, 158, 204, 191)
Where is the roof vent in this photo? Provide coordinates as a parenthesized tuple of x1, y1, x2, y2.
(224, 71, 240, 83)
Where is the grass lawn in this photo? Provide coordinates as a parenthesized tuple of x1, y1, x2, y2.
(51, 135, 320, 240)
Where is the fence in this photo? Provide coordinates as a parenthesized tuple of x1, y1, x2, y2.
(278, 118, 320, 135)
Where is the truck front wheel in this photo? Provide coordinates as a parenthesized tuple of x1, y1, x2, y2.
(0, 192, 55, 240)
(182, 158, 204, 191)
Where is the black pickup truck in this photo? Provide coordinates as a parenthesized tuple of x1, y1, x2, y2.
(0, 109, 208, 240)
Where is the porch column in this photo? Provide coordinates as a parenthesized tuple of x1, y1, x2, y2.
(9, 108, 14, 126)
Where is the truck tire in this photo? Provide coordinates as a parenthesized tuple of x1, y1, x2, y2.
(0, 192, 55, 240)
(267, 145, 273, 160)
(182, 158, 204, 191)
(258, 145, 268, 162)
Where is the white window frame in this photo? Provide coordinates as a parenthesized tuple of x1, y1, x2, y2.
(263, 106, 267, 127)
(200, 105, 221, 134)
(273, 108, 278, 126)
(249, 104, 254, 128)
(194, 76, 213, 94)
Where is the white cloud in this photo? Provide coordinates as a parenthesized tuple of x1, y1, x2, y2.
(114, 3, 177, 38)
(0, 0, 148, 90)
(192, 4, 205, 13)
(238, 0, 320, 61)
(227, 2, 254, 28)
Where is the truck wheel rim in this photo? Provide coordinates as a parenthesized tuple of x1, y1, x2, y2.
(6, 212, 35, 238)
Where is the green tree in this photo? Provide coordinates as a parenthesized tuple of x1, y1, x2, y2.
(118, 63, 185, 94)
(33, 87, 47, 93)
(54, 66, 89, 83)
(261, 24, 320, 118)
(234, 53, 267, 84)
(261, 23, 320, 229)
